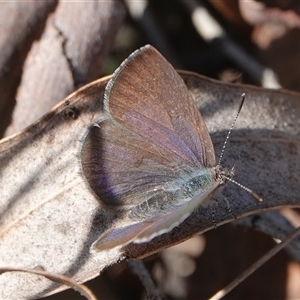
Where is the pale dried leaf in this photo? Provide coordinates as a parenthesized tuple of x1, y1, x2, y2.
(0, 72, 300, 299)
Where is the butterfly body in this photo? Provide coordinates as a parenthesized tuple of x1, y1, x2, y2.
(128, 167, 220, 219)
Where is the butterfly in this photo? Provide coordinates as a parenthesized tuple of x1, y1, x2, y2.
(81, 45, 243, 252)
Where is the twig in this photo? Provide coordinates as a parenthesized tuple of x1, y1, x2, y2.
(127, 260, 164, 300)
(235, 211, 300, 263)
(0, 267, 97, 300)
(124, 0, 182, 68)
(180, 0, 281, 88)
(209, 226, 300, 300)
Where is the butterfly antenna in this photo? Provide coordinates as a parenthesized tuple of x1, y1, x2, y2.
(222, 175, 263, 202)
(217, 93, 263, 202)
(218, 93, 245, 166)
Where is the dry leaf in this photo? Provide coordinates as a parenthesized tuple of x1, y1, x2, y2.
(0, 72, 299, 299)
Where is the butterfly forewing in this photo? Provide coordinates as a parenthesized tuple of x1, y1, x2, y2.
(105, 45, 216, 168)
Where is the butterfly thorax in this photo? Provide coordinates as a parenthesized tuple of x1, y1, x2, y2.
(214, 164, 235, 183)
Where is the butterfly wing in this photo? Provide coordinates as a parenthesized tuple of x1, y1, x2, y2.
(91, 178, 218, 252)
(81, 119, 188, 207)
(105, 45, 215, 169)
(81, 45, 216, 209)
